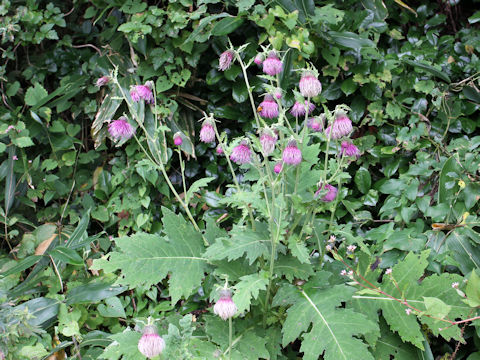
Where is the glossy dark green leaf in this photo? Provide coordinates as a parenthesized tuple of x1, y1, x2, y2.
(14, 297, 60, 328)
(402, 59, 451, 83)
(5, 147, 15, 214)
(328, 31, 376, 50)
(354, 167, 371, 194)
(0, 255, 42, 277)
(438, 157, 459, 204)
(446, 232, 480, 275)
(463, 86, 480, 104)
(212, 16, 244, 36)
(66, 282, 127, 305)
(232, 82, 248, 103)
(49, 246, 84, 266)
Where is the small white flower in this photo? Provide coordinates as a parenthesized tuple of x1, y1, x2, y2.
(328, 235, 336, 243)
(451, 282, 459, 289)
(405, 308, 412, 315)
(326, 244, 332, 251)
(385, 268, 393, 275)
(347, 270, 354, 276)
(340, 270, 347, 276)
(347, 245, 357, 253)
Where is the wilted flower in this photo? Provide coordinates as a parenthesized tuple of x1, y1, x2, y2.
(138, 325, 165, 359)
(130, 83, 154, 104)
(108, 117, 135, 141)
(299, 70, 322, 98)
(260, 128, 277, 156)
(214, 289, 237, 321)
(262, 51, 283, 76)
(282, 140, 302, 166)
(340, 141, 360, 158)
(254, 53, 264, 65)
(230, 140, 251, 165)
(315, 184, 338, 202)
(199, 120, 216, 143)
(259, 95, 278, 118)
(290, 101, 315, 117)
(173, 132, 183, 146)
(216, 144, 224, 155)
(219, 50, 234, 71)
(96, 76, 110, 87)
(325, 112, 353, 139)
(274, 162, 283, 174)
(307, 116, 323, 132)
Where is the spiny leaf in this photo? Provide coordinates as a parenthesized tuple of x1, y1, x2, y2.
(232, 271, 269, 313)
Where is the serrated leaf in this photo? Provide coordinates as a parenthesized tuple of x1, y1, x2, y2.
(287, 236, 310, 264)
(274, 255, 314, 281)
(186, 176, 215, 203)
(100, 328, 143, 360)
(91, 208, 207, 304)
(233, 271, 269, 313)
(25, 82, 48, 106)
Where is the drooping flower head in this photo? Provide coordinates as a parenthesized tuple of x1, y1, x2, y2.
(259, 95, 279, 119)
(108, 117, 135, 141)
(96, 76, 110, 87)
(230, 140, 251, 165)
(325, 112, 353, 139)
(290, 100, 315, 117)
(173, 132, 183, 146)
(315, 183, 338, 202)
(259, 128, 277, 156)
(282, 140, 302, 166)
(254, 53, 264, 65)
(138, 325, 165, 359)
(130, 82, 154, 104)
(219, 50, 235, 71)
(307, 115, 324, 132)
(299, 69, 322, 98)
(274, 162, 283, 174)
(340, 141, 360, 158)
(199, 118, 216, 143)
(262, 51, 283, 76)
(214, 289, 237, 321)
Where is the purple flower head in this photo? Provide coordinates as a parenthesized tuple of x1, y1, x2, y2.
(254, 53, 264, 65)
(259, 95, 279, 119)
(108, 117, 135, 141)
(130, 83, 154, 104)
(290, 101, 315, 117)
(199, 119, 216, 143)
(274, 162, 283, 174)
(230, 140, 251, 165)
(138, 325, 165, 359)
(315, 184, 338, 202)
(307, 116, 323, 132)
(216, 144, 224, 155)
(173, 132, 183, 146)
(340, 141, 360, 158)
(282, 140, 302, 166)
(325, 113, 353, 139)
(96, 76, 110, 87)
(214, 289, 237, 321)
(262, 51, 283, 76)
(219, 50, 234, 71)
(259, 128, 277, 156)
(299, 71, 322, 98)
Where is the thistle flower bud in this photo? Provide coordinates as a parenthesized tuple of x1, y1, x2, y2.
(325, 112, 353, 139)
(173, 132, 183, 146)
(96, 76, 110, 87)
(199, 120, 216, 143)
(219, 50, 235, 71)
(282, 140, 302, 166)
(340, 141, 360, 158)
(254, 53, 264, 65)
(262, 51, 283, 76)
(307, 116, 323, 132)
(259, 95, 279, 119)
(315, 184, 338, 202)
(230, 140, 251, 165)
(214, 289, 237, 321)
(290, 101, 315, 117)
(299, 70, 322, 98)
(274, 162, 283, 174)
(273, 88, 282, 99)
(259, 128, 277, 156)
(216, 144, 224, 155)
(108, 117, 135, 141)
(138, 325, 165, 359)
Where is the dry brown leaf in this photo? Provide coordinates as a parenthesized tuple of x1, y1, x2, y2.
(34, 233, 57, 255)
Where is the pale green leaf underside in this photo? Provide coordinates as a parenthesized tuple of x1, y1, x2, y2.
(232, 271, 268, 313)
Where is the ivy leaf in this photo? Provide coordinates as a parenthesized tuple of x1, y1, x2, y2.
(91, 207, 207, 304)
(280, 284, 376, 360)
(232, 271, 269, 313)
(204, 222, 270, 265)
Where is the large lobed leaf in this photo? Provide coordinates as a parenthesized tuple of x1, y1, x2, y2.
(91, 207, 207, 304)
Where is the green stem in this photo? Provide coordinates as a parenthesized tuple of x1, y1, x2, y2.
(228, 317, 233, 360)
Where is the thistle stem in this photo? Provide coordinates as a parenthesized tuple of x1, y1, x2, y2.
(228, 317, 233, 360)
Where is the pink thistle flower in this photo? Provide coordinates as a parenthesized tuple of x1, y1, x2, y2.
(138, 325, 165, 359)
(315, 184, 338, 202)
(282, 140, 302, 166)
(131, 83, 154, 104)
(290, 101, 315, 117)
(274, 162, 283, 174)
(108, 117, 135, 141)
(219, 50, 234, 71)
(262, 51, 283, 76)
(307, 116, 323, 132)
(96, 76, 110, 87)
(254, 53, 264, 65)
(259, 95, 278, 119)
(325, 113, 353, 139)
(199, 120, 216, 143)
(216, 144, 224, 155)
(259, 128, 277, 156)
(299, 71, 322, 98)
(13, 155, 18, 161)
(340, 141, 360, 158)
(214, 289, 237, 320)
(173, 132, 183, 146)
(230, 140, 251, 165)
